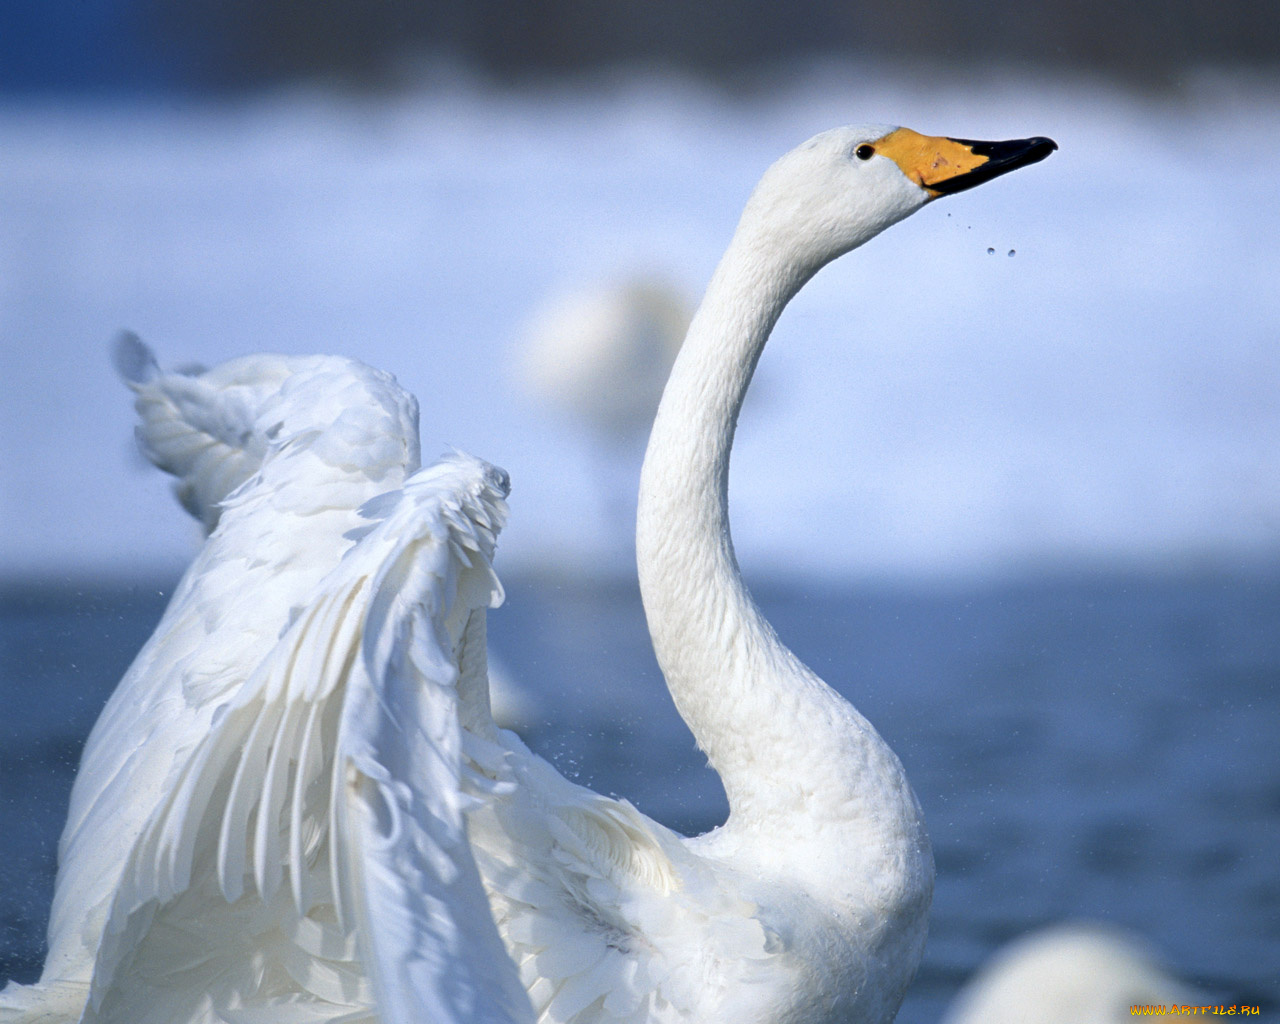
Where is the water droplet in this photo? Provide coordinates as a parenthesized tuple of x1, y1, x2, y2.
(986, 247, 995, 255)
(1007, 249, 1016, 257)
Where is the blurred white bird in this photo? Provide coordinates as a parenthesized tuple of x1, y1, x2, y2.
(518, 277, 693, 553)
(2, 123, 1053, 1024)
(519, 277, 692, 443)
(942, 922, 1201, 1024)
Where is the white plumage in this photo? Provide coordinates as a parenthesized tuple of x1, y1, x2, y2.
(2, 123, 1053, 1024)
(941, 923, 1200, 1024)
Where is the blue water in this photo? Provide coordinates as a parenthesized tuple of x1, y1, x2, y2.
(2, 569, 1277, 1019)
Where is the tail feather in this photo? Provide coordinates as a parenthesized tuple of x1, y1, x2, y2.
(110, 337, 287, 532)
(112, 331, 159, 385)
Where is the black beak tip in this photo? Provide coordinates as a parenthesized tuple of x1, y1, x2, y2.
(972, 135, 1059, 167)
(1024, 137, 1059, 163)
(931, 134, 1059, 195)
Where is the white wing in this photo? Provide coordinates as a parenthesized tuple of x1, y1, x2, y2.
(79, 454, 533, 1024)
(340, 462, 532, 1024)
(22, 347, 423, 1020)
(464, 746, 779, 1024)
(113, 332, 291, 531)
(113, 333, 421, 532)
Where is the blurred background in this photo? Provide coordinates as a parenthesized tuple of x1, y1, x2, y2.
(2, 0, 1277, 92)
(1, 1, 1278, 1019)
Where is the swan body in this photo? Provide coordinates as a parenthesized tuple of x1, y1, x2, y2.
(2, 124, 1053, 1024)
(941, 923, 1200, 1024)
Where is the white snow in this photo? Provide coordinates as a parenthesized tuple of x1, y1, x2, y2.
(2, 69, 1278, 581)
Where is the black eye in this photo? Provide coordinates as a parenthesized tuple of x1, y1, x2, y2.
(855, 144, 875, 161)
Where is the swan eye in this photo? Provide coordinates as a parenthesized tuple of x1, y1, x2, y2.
(855, 144, 875, 161)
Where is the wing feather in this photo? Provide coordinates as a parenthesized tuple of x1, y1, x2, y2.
(82, 452, 531, 1024)
(253, 695, 303, 900)
(114, 333, 289, 531)
(289, 698, 327, 914)
(113, 334, 422, 533)
(336, 457, 534, 1024)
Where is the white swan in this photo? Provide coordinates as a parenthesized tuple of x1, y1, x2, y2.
(941, 923, 1200, 1023)
(1, 124, 1054, 1024)
(519, 277, 692, 444)
(518, 276, 693, 551)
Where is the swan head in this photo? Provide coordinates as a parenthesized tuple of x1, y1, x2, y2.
(740, 124, 1056, 276)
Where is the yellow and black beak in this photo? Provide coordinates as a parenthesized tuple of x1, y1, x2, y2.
(870, 128, 1057, 197)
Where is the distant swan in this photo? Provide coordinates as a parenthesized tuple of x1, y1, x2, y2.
(1, 124, 1054, 1024)
(519, 276, 692, 444)
(518, 276, 693, 548)
(942, 923, 1200, 1023)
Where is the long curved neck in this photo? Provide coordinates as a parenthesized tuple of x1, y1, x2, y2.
(637, 226, 808, 631)
(636, 219, 922, 846)
(635, 216, 816, 815)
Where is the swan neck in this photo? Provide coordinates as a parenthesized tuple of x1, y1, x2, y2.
(634, 156, 937, 1018)
(643, 225, 809, 536)
(635, 226, 815, 816)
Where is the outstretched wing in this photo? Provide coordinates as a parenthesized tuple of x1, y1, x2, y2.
(86, 453, 533, 1024)
(113, 333, 421, 532)
(39, 347, 423, 1004)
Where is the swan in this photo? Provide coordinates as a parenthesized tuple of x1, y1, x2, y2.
(0, 123, 1054, 1024)
(518, 276, 693, 550)
(941, 923, 1200, 1023)
(519, 276, 692, 444)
